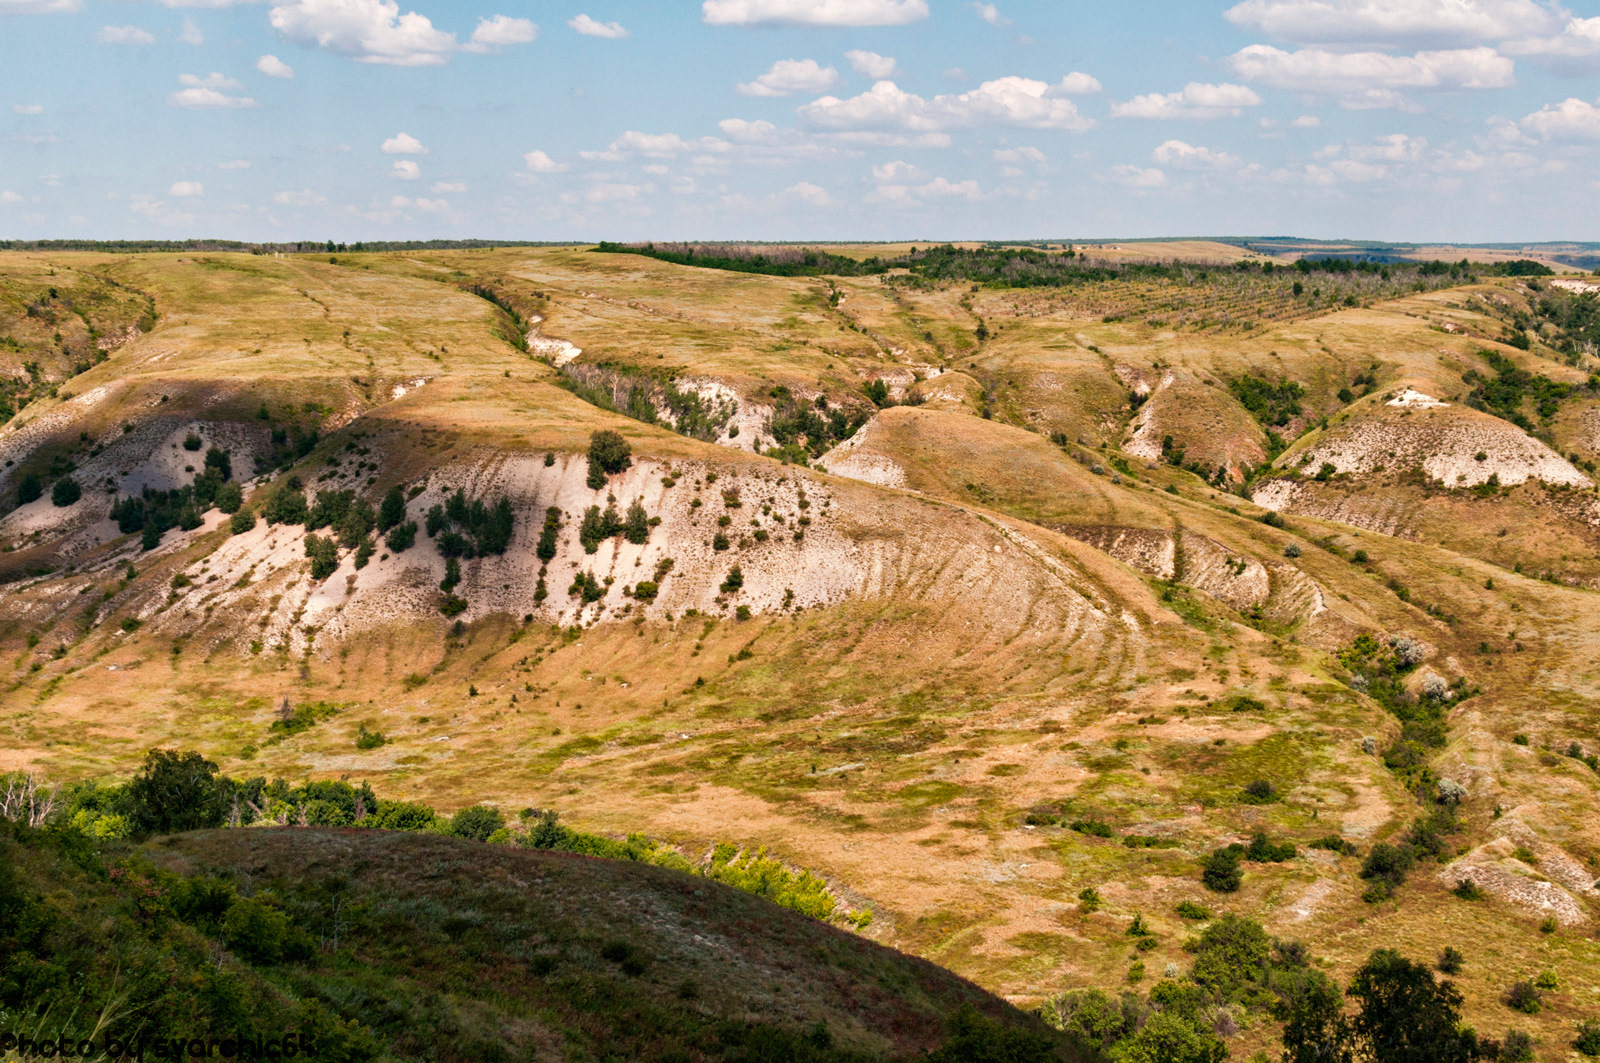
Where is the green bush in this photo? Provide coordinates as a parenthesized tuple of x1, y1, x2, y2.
(378, 486, 406, 531)
(1505, 980, 1542, 1015)
(1437, 947, 1463, 974)
(1574, 1019, 1600, 1057)
(1175, 901, 1212, 921)
(587, 429, 631, 489)
(355, 724, 387, 750)
(1241, 779, 1279, 804)
(386, 520, 416, 552)
(1359, 842, 1415, 902)
(50, 476, 80, 507)
(720, 564, 744, 595)
(124, 749, 227, 835)
(16, 470, 42, 504)
(1201, 848, 1242, 892)
(305, 533, 339, 580)
(450, 805, 505, 842)
(216, 481, 244, 514)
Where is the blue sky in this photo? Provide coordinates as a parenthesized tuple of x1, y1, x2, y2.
(3, 0, 1600, 241)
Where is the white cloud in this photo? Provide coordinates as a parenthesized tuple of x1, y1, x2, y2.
(1110, 164, 1167, 188)
(970, 2, 1006, 26)
(719, 118, 779, 142)
(1223, 0, 1558, 49)
(1519, 95, 1600, 139)
(580, 130, 728, 160)
(1291, 114, 1322, 127)
(1152, 140, 1244, 169)
(0, 0, 81, 12)
(177, 17, 205, 43)
(846, 49, 897, 78)
(738, 58, 840, 97)
(465, 14, 536, 50)
(872, 159, 927, 181)
(390, 194, 448, 212)
(870, 174, 982, 207)
(782, 181, 833, 206)
(257, 54, 296, 77)
(273, 188, 326, 205)
(702, 0, 929, 27)
(521, 149, 568, 172)
(168, 181, 205, 197)
(219, 159, 251, 169)
(381, 132, 428, 154)
(268, 0, 476, 66)
(0, 191, 23, 205)
(1055, 71, 1103, 94)
(1110, 82, 1262, 119)
(97, 25, 157, 44)
(1350, 132, 1427, 160)
(431, 181, 466, 192)
(13, 105, 43, 115)
(391, 159, 421, 179)
(993, 146, 1046, 164)
(1506, 16, 1600, 73)
(1227, 45, 1514, 97)
(568, 13, 627, 38)
(800, 76, 1097, 132)
(168, 73, 258, 108)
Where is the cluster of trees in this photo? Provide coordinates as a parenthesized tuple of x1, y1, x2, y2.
(556, 365, 740, 443)
(765, 385, 871, 460)
(424, 489, 514, 558)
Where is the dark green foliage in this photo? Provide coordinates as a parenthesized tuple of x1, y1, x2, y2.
(111, 485, 202, 540)
(305, 534, 339, 580)
(1070, 820, 1115, 838)
(922, 1005, 1063, 1063)
(595, 241, 885, 278)
(427, 489, 515, 557)
(450, 805, 505, 842)
(579, 501, 625, 553)
(229, 507, 257, 534)
(569, 571, 604, 603)
(1241, 779, 1278, 804)
(1359, 843, 1416, 902)
(440, 557, 461, 593)
(1347, 950, 1481, 1062)
(1574, 1019, 1600, 1056)
(1463, 349, 1574, 430)
(536, 506, 562, 561)
(377, 487, 406, 532)
(720, 564, 744, 595)
(624, 498, 651, 544)
(587, 429, 632, 488)
(1229, 376, 1306, 427)
(183, 432, 202, 451)
(216, 481, 244, 514)
(16, 470, 41, 505)
(864, 379, 891, 407)
(385, 520, 416, 552)
(765, 386, 870, 460)
(1188, 914, 1272, 1000)
(557, 365, 739, 442)
(1245, 832, 1296, 862)
(124, 749, 227, 834)
(1042, 989, 1133, 1052)
(438, 594, 467, 617)
(50, 476, 80, 506)
(1437, 947, 1463, 974)
(1175, 901, 1211, 921)
(261, 476, 309, 525)
(1501, 1030, 1534, 1062)
(1200, 848, 1242, 892)
(355, 724, 386, 750)
(1309, 835, 1359, 856)
(1276, 969, 1355, 1063)
(204, 446, 232, 480)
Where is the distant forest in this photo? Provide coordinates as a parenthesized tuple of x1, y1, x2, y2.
(0, 239, 574, 254)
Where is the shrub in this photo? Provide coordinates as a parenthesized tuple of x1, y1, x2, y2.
(735, 605, 751, 621)
(386, 520, 416, 552)
(305, 534, 339, 580)
(1284, 542, 1302, 558)
(1538, 915, 1557, 933)
(439, 594, 467, 617)
(1513, 733, 1530, 746)
(216, 481, 244, 514)
(720, 564, 744, 594)
(1201, 848, 1242, 892)
(1437, 947, 1463, 974)
(1575, 1019, 1600, 1056)
(1077, 886, 1102, 913)
(1245, 831, 1296, 863)
(1071, 819, 1115, 838)
(1502, 1030, 1535, 1062)
(1505, 980, 1542, 1014)
(1346, 949, 1478, 1061)
(16, 470, 42, 504)
(450, 805, 505, 842)
(1534, 970, 1558, 990)
(624, 498, 650, 544)
(1309, 835, 1359, 856)
(1175, 901, 1212, 921)
(51, 476, 80, 507)
(355, 724, 386, 750)
(1241, 779, 1278, 804)
(377, 486, 406, 531)
(1359, 842, 1415, 902)
(183, 432, 202, 451)
(536, 506, 561, 561)
(125, 749, 226, 834)
(587, 429, 631, 488)
(226, 507, 256, 534)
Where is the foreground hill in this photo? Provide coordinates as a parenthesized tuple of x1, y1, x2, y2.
(1, 822, 1075, 1061)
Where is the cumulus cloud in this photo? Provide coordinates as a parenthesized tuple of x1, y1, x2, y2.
(568, 13, 627, 37)
(580, 130, 728, 160)
(272, 188, 326, 205)
(168, 73, 259, 108)
(782, 181, 833, 206)
(1227, 45, 1514, 99)
(872, 159, 927, 181)
(256, 54, 296, 77)
(800, 76, 1097, 132)
(970, 2, 1006, 26)
(846, 49, 897, 78)
(390, 194, 448, 212)
(0, 0, 81, 13)
(1223, 0, 1558, 49)
(1152, 140, 1244, 169)
(168, 181, 205, 196)
(521, 149, 568, 172)
(702, 0, 929, 27)
(97, 25, 156, 44)
(1110, 164, 1167, 188)
(268, 0, 532, 65)
(1505, 16, 1600, 73)
(1350, 131, 1427, 159)
(1110, 82, 1262, 119)
(391, 159, 421, 179)
(1519, 95, 1600, 139)
(178, 17, 204, 43)
(13, 105, 43, 115)
(381, 132, 428, 154)
(1055, 71, 1103, 94)
(738, 58, 840, 97)
(870, 174, 982, 207)
(465, 14, 536, 50)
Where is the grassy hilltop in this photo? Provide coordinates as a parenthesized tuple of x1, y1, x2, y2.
(0, 242, 1598, 1059)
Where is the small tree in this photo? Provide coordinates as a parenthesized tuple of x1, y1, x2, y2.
(450, 804, 504, 842)
(1347, 949, 1478, 1062)
(720, 564, 744, 595)
(377, 486, 406, 532)
(1201, 847, 1242, 892)
(624, 498, 650, 544)
(587, 429, 631, 489)
(17, 471, 42, 505)
(229, 507, 257, 534)
(124, 749, 226, 835)
(51, 476, 81, 507)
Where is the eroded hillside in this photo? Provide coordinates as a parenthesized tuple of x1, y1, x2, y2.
(1, 246, 1597, 1055)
